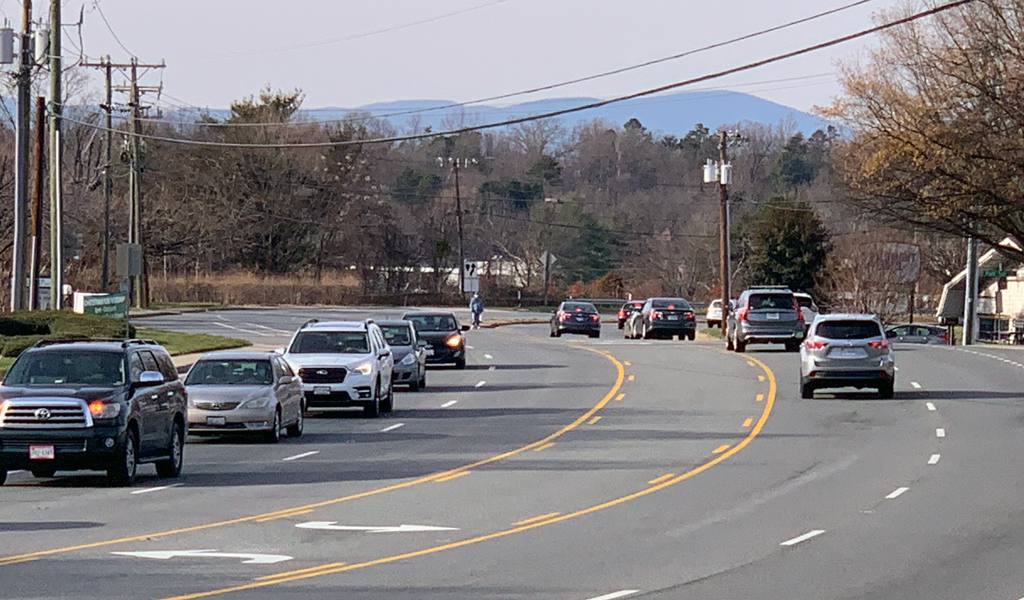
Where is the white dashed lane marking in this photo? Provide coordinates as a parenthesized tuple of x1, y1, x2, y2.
(885, 487, 909, 499)
(936, 428, 946, 438)
(928, 454, 941, 465)
(781, 530, 826, 547)
(282, 451, 320, 462)
(484, 354, 493, 360)
(926, 402, 936, 411)
(475, 381, 486, 388)
(441, 400, 457, 408)
(131, 484, 183, 495)
(381, 423, 405, 433)
(911, 381, 922, 389)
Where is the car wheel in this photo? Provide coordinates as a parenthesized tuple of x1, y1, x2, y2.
(409, 375, 420, 392)
(686, 330, 696, 341)
(107, 427, 138, 487)
(263, 408, 282, 443)
(879, 381, 895, 399)
(735, 339, 747, 353)
(364, 382, 381, 417)
(800, 380, 815, 399)
(554, 330, 562, 337)
(286, 402, 305, 437)
(381, 381, 394, 413)
(418, 371, 427, 391)
(31, 466, 56, 478)
(156, 421, 184, 478)
(549, 328, 556, 338)
(455, 357, 467, 369)
(0, 469, 6, 485)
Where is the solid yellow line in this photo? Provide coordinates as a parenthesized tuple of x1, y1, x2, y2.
(648, 473, 675, 485)
(534, 442, 555, 452)
(0, 350, 625, 567)
(628, 374, 635, 381)
(0, 557, 37, 567)
(742, 418, 753, 428)
(756, 394, 764, 402)
(746, 361, 755, 367)
(153, 354, 777, 600)
(513, 512, 561, 526)
(588, 416, 602, 425)
(712, 444, 731, 454)
(254, 509, 313, 523)
(254, 562, 348, 581)
(615, 393, 625, 401)
(434, 471, 471, 483)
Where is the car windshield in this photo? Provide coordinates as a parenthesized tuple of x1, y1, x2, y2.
(289, 331, 370, 354)
(652, 299, 690, 309)
(563, 302, 598, 313)
(3, 351, 126, 387)
(749, 294, 794, 310)
(816, 320, 882, 340)
(380, 325, 413, 346)
(406, 315, 458, 332)
(185, 359, 274, 385)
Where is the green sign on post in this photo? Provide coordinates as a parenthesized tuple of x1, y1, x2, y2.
(82, 293, 128, 317)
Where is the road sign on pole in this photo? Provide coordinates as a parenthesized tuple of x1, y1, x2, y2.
(463, 260, 480, 293)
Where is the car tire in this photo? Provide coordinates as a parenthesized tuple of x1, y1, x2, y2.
(785, 341, 800, 352)
(589, 332, 600, 339)
(409, 375, 420, 392)
(264, 408, 282, 443)
(364, 383, 381, 418)
(381, 381, 394, 413)
(554, 330, 562, 338)
(879, 381, 895, 399)
(800, 380, 815, 399)
(107, 428, 138, 487)
(455, 357, 467, 369)
(686, 330, 696, 341)
(156, 421, 184, 478)
(31, 466, 56, 478)
(286, 402, 304, 437)
(726, 333, 734, 351)
(0, 469, 6, 485)
(735, 339, 747, 353)
(549, 329, 556, 338)
(418, 371, 427, 391)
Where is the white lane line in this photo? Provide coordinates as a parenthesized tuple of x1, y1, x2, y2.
(780, 529, 826, 547)
(441, 400, 458, 408)
(911, 381, 922, 389)
(484, 354, 493, 360)
(584, 592, 641, 600)
(466, 345, 475, 350)
(282, 451, 320, 462)
(130, 483, 183, 495)
(247, 323, 294, 334)
(475, 381, 486, 388)
(212, 322, 270, 336)
(489, 365, 496, 371)
(925, 402, 936, 411)
(928, 454, 941, 465)
(885, 487, 909, 499)
(381, 423, 405, 433)
(936, 428, 946, 438)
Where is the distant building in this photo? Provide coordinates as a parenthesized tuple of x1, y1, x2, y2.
(937, 238, 1023, 339)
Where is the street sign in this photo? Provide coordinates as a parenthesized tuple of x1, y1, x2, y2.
(111, 550, 293, 564)
(539, 251, 557, 266)
(295, 521, 458, 533)
(463, 260, 480, 293)
(73, 293, 127, 316)
(116, 243, 142, 277)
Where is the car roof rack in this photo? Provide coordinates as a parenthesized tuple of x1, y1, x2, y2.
(31, 337, 157, 349)
(121, 339, 159, 348)
(300, 319, 320, 329)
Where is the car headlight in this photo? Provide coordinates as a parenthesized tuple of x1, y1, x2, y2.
(354, 362, 373, 376)
(88, 401, 122, 420)
(446, 334, 462, 348)
(401, 353, 416, 366)
(239, 395, 273, 410)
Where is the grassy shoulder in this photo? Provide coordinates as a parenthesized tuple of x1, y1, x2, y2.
(134, 328, 250, 355)
(700, 327, 725, 339)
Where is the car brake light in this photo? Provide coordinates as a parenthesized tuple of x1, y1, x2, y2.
(651, 310, 662, 319)
(559, 312, 570, 321)
(793, 298, 804, 321)
(804, 340, 826, 349)
(589, 314, 599, 321)
(445, 334, 462, 348)
(618, 309, 625, 317)
(868, 340, 889, 349)
(683, 311, 694, 318)
(738, 307, 748, 321)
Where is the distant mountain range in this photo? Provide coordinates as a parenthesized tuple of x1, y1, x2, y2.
(163, 90, 828, 137)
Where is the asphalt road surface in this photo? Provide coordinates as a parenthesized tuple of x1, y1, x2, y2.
(1, 307, 1023, 600)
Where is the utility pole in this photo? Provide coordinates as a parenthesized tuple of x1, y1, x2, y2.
(28, 96, 45, 310)
(718, 131, 732, 322)
(10, 0, 32, 311)
(48, 0, 62, 309)
(102, 58, 112, 292)
(963, 234, 979, 345)
(453, 158, 466, 298)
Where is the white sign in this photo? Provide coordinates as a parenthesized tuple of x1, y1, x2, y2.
(463, 260, 480, 293)
(539, 251, 557, 266)
(111, 550, 293, 564)
(295, 521, 458, 533)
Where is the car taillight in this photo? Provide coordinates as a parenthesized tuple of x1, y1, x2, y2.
(868, 340, 889, 349)
(793, 299, 804, 321)
(559, 312, 570, 321)
(618, 309, 625, 317)
(589, 314, 599, 321)
(683, 311, 694, 318)
(938, 332, 948, 341)
(446, 334, 462, 348)
(804, 340, 826, 349)
(738, 307, 748, 321)
(651, 310, 662, 319)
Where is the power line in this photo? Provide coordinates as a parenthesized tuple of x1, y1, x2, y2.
(60, 0, 975, 150)
(92, 0, 135, 58)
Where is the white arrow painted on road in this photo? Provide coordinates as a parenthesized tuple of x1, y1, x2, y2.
(296, 521, 458, 533)
(111, 550, 293, 564)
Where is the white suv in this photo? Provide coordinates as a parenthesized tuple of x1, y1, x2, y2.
(281, 320, 394, 417)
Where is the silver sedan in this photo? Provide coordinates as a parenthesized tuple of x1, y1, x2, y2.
(184, 351, 304, 443)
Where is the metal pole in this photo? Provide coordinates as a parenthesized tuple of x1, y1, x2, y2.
(963, 235, 978, 345)
(718, 131, 731, 324)
(453, 159, 465, 298)
(28, 96, 45, 310)
(48, 0, 63, 309)
(10, 0, 32, 311)
(101, 58, 112, 292)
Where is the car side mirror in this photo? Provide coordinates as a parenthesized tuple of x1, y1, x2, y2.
(136, 370, 164, 387)
(274, 348, 285, 354)
(417, 339, 428, 348)
(461, 324, 471, 332)
(279, 375, 294, 385)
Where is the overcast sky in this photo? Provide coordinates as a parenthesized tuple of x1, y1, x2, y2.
(8, 0, 900, 114)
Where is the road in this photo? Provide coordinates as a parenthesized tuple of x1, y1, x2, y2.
(1, 308, 1023, 600)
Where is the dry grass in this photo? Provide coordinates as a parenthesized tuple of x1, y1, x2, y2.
(150, 271, 370, 306)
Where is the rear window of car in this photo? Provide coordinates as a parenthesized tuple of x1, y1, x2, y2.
(652, 298, 690, 309)
(815, 320, 882, 340)
(796, 296, 815, 309)
(748, 294, 794, 310)
(563, 302, 598, 313)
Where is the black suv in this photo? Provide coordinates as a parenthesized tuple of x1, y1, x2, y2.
(0, 339, 187, 486)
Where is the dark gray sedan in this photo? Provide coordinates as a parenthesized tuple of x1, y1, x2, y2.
(885, 324, 949, 345)
(378, 320, 428, 391)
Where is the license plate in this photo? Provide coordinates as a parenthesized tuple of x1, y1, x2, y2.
(575, 316, 585, 321)
(206, 416, 227, 426)
(767, 313, 780, 320)
(668, 315, 679, 321)
(313, 386, 331, 395)
(29, 445, 55, 460)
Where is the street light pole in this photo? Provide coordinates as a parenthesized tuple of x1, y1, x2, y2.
(718, 131, 732, 323)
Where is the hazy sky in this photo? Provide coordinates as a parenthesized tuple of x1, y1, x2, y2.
(7, 0, 900, 113)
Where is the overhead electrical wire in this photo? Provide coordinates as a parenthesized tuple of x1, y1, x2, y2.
(61, 0, 976, 149)
(92, 0, 135, 58)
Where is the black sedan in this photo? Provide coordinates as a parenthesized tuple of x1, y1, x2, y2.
(402, 312, 468, 369)
(637, 297, 696, 340)
(550, 301, 601, 338)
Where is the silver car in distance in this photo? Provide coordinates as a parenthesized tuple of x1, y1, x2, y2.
(184, 351, 304, 443)
(799, 314, 895, 400)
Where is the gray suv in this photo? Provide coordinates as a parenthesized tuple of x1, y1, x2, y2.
(726, 287, 805, 352)
(799, 314, 895, 399)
